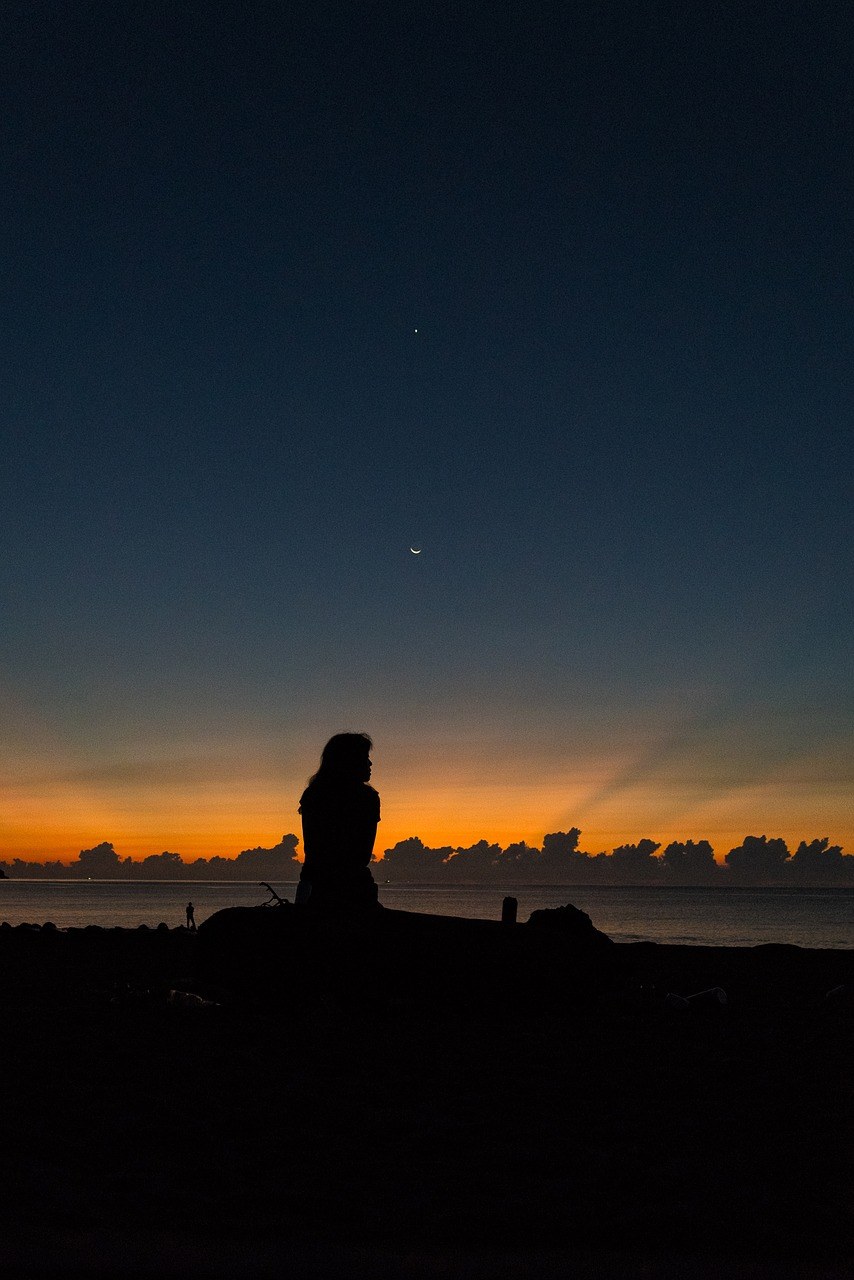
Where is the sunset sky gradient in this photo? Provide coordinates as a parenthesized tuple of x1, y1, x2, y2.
(2, 3, 851, 865)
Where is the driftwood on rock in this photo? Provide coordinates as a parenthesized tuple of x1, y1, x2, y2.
(195, 902, 618, 1012)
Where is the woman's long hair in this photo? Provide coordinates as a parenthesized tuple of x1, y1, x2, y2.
(304, 733, 372, 790)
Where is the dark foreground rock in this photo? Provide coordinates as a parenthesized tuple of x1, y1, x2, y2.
(195, 902, 617, 1012)
(526, 900, 613, 944)
(0, 912, 851, 1278)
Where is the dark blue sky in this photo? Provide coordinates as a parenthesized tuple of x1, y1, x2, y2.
(1, 1, 851, 857)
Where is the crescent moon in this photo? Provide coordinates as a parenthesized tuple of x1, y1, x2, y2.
(410, 547, 422, 554)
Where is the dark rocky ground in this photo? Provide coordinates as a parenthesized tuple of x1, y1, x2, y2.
(0, 907, 851, 1278)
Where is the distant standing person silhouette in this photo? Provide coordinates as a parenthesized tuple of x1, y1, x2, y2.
(297, 733, 380, 910)
(186, 901, 196, 931)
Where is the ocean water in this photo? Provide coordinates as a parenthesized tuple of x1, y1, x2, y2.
(0, 880, 851, 948)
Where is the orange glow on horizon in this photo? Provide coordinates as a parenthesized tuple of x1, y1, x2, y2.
(1, 773, 850, 868)
(1, 718, 849, 866)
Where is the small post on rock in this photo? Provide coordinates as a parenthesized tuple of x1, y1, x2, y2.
(502, 896, 518, 926)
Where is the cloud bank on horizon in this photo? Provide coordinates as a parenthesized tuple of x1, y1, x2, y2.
(2, 831, 851, 887)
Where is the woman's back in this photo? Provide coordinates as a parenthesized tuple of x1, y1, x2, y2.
(299, 779, 380, 875)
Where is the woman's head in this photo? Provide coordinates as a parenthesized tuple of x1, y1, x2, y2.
(310, 732, 373, 785)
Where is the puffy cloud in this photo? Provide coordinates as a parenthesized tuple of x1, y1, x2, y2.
(725, 835, 790, 882)
(660, 839, 718, 883)
(76, 842, 127, 876)
(377, 837, 453, 880)
(444, 841, 504, 881)
(232, 834, 300, 880)
(133, 851, 186, 879)
(608, 839, 662, 882)
(501, 841, 541, 872)
(789, 838, 851, 884)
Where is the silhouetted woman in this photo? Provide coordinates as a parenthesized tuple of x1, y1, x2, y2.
(297, 733, 380, 910)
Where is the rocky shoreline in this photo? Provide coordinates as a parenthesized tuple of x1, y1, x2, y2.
(0, 908, 851, 1277)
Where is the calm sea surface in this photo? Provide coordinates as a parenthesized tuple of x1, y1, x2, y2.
(0, 881, 851, 948)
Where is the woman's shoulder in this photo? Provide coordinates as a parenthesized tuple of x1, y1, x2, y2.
(347, 783, 380, 819)
(299, 781, 379, 814)
(349, 783, 380, 814)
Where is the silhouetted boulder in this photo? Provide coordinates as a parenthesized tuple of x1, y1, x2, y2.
(196, 904, 296, 994)
(526, 902, 613, 947)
